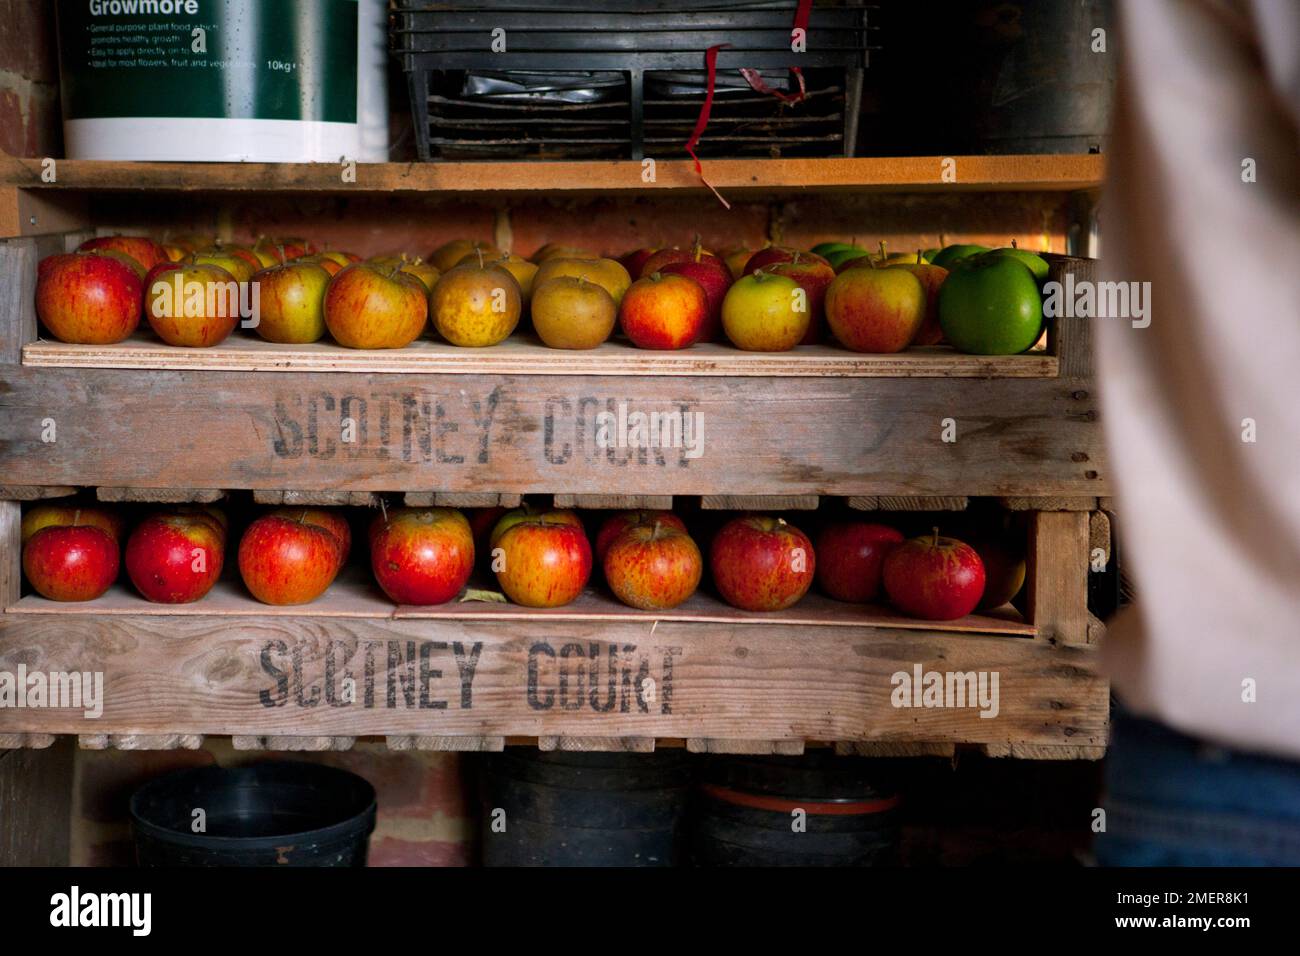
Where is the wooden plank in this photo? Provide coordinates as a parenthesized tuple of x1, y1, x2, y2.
(1025, 511, 1091, 646)
(77, 734, 202, 750)
(1089, 510, 1111, 566)
(979, 743, 1106, 760)
(0, 739, 73, 865)
(701, 495, 819, 511)
(835, 741, 956, 758)
(1046, 254, 1097, 380)
(876, 496, 969, 511)
(253, 489, 377, 507)
(0, 501, 19, 610)
(554, 495, 672, 510)
(97, 487, 225, 504)
(0, 187, 88, 239)
(0, 237, 38, 363)
(8, 571, 1036, 637)
(0, 733, 56, 749)
(0, 154, 1107, 196)
(21, 334, 1059, 379)
(0, 613, 1108, 746)
(403, 492, 522, 508)
(386, 735, 505, 752)
(231, 736, 356, 752)
(537, 736, 656, 753)
(688, 739, 806, 755)
(0, 367, 1109, 498)
(0, 485, 77, 500)
(999, 496, 1097, 511)
(846, 496, 880, 511)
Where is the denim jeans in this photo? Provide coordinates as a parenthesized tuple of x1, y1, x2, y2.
(1096, 707, 1300, 866)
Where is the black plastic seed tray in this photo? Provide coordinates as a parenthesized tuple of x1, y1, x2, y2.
(391, 1, 875, 161)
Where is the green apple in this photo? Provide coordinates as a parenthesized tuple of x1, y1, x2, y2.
(980, 247, 1050, 284)
(930, 244, 991, 270)
(922, 249, 940, 263)
(938, 256, 1043, 355)
(827, 248, 872, 271)
(811, 241, 857, 257)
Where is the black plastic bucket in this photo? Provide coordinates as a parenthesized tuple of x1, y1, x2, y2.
(692, 754, 901, 866)
(479, 749, 692, 866)
(130, 762, 377, 867)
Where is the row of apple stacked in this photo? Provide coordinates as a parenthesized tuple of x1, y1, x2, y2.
(21, 502, 1020, 623)
(33, 232, 1048, 356)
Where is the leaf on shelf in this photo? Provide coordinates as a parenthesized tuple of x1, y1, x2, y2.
(460, 588, 508, 604)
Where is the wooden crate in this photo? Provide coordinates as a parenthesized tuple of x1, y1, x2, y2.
(0, 155, 1107, 755)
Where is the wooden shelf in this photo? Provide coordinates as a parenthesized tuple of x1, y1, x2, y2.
(0, 154, 1104, 196)
(6, 568, 1035, 637)
(22, 332, 1057, 379)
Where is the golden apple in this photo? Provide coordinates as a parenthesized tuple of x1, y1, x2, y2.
(531, 277, 617, 349)
(431, 262, 522, 347)
(533, 257, 631, 305)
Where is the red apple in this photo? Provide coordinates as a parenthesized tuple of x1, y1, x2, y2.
(744, 246, 829, 276)
(824, 266, 926, 353)
(814, 522, 904, 603)
(720, 271, 808, 352)
(768, 252, 836, 345)
(77, 235, 169, 272)
(369, 507, 474, 605)
(125, 511, 225, 604)
(324, 263, 428, 349)
(882, 530, 986, 621)
(595, 510, 688, 565)
(604, 520, 703, 610)
(145, 263, 241, 347)
(269, 508, 351, 570)
(22, 525, 119, 602)
(219, 245, 264, 273)
(21, 504, 125, 546)
(660, 253, 732, 342)
(35, 252, 143, 344)
(494, 514, 592, 608)
(238, 515, 341, 605)
(490, 505, 583, 549)
(638, 244, 720, 278)
(884, 255, 948, 346)
(619, 247, 659, 279)
(619, 273, 708, 350)
(710, 515, 815, 612)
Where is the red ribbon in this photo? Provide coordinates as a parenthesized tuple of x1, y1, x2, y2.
(684, 43, 732, 209)
(741, 0, 813, 104)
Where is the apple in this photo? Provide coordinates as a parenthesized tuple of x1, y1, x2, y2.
(469, 506, 507, 573)
(458, 252, 537, 300)
(190, 249, 255, 285)
(35, 252, 143, 344)
(660, 251, 733, 342)
(531, 276, 617, 349)
(489, 505, 582, 548)
(494, 513, 592, 608)
(399, 258, 442, 294)
(269, 507, 350, 569)
(430, 239, 501, 272)
(219, 245, 266, 273)
(77, 235, 169, 272)
(533, 257, 631, 306)
(619, 247, 659, 280)
(971, 535, 1026, 610)
(814, 522, 904, 603)
(720, 271, 808, 352)
(125, 511, 225, 603)
(325, 263, 429, 349)
(594, 510, 688, 565)
(979, 243, 1050, 284)
(619, 273, 707, 350)
(145, 263, 241, 347)
(828, 247, 873, 272)
(23, 524, 119, 602)
(930, 244, 990, 270)
(252, 259, 331, 343)
(530, 243, 596, 264)
(767, 252, 835, 345)
(318, 250, 362, 268)
(238, 514, 340, 605)
(301, 254, 344, 276)
(722, 248, 754, 280)
(21, 504, 125, 546)
(604, 520, 703, 610)
(368, 507, 474, 605)
(249, 239, 288, 269)
(430, 261, 522, 347)
(640, 244, 720, 279)
(710, 515, 815, 612)
(937, 255, 1043, 355)
(744, 246, 829, 277)
(884, 253, 948, 346)
(824, 266, 925, 353)
(882, 529, 986, 621)
(162, 243, 189, 262)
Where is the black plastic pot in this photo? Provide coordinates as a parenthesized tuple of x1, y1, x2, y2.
(479, 748, 692, 866)
(129, 762, 377, 867)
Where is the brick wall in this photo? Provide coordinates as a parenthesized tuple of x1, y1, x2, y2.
(0, 0, 61, 158)
(70, 739, 475, 867)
